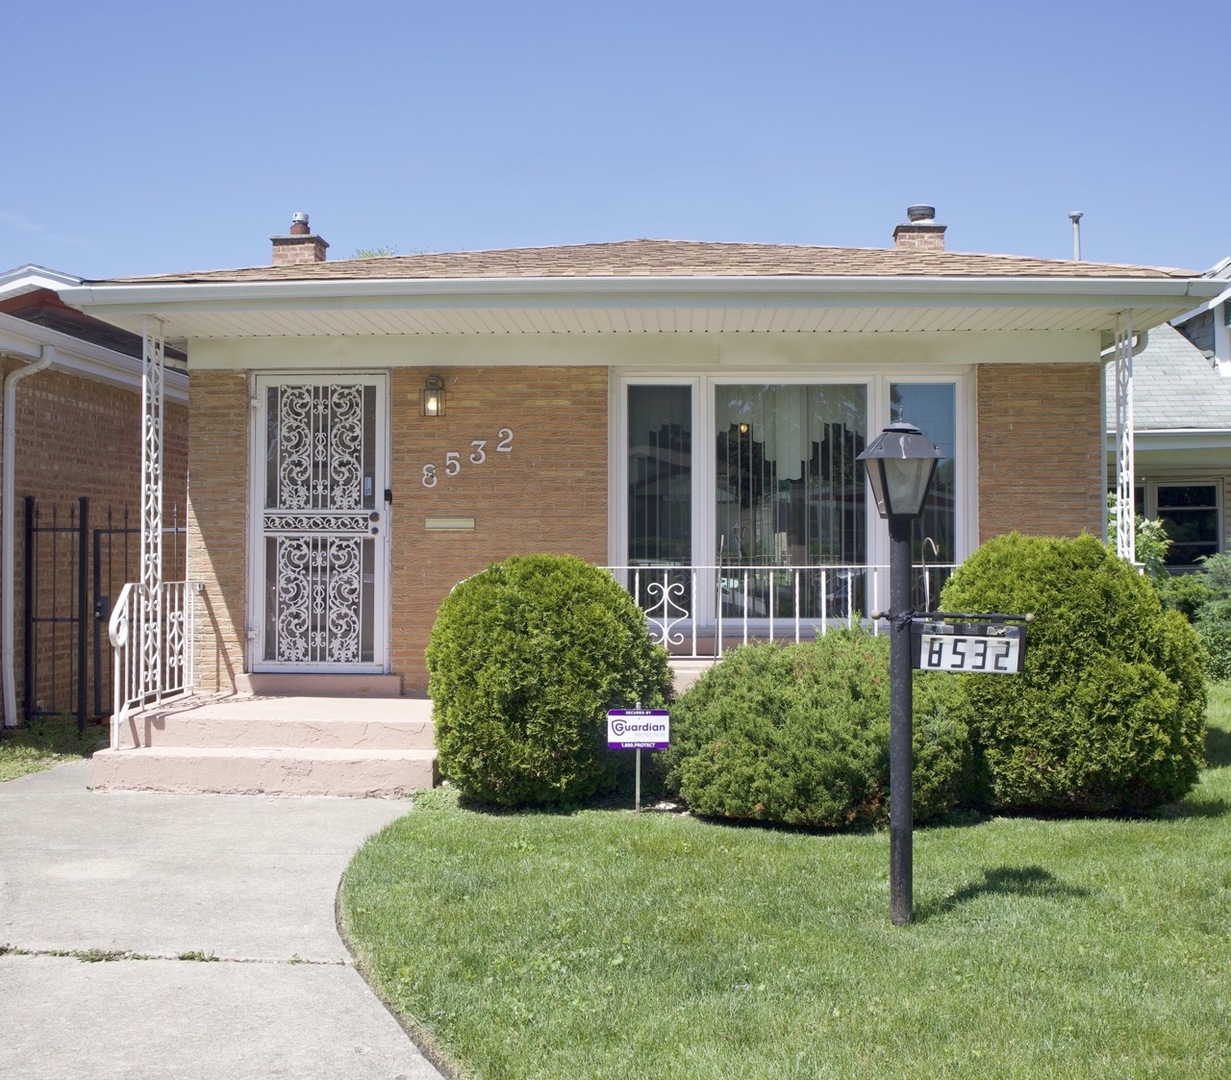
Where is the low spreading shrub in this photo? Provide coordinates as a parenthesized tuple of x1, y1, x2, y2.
(939, 533, 1206, 813)
(662, 630, 968, 829)
(427, 554, 672, 808)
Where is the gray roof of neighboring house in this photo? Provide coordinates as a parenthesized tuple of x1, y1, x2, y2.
(1110, 323, 1231, 432)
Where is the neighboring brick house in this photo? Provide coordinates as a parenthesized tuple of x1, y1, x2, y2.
(0, 267, 188, 726)
(62, 208, 1224, 696)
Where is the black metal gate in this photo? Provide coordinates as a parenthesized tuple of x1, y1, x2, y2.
(23, 497, 184, 729)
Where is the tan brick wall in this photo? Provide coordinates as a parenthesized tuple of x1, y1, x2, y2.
(187, 366, 609, 694)
(977, 363, 1104, 541)
(0, 357, 188, 718)
(186, 371, 248, 692)
(391, 366, 609, 690)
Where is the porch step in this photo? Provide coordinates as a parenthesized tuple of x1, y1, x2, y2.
(669, 658, 718, 694)
(94, 694, 437, 797)
(113, 696, 435, 751)
(91, 745, 436, 798)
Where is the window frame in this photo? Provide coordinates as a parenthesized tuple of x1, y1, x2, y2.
(1135, 477, 1225, 569)
(610, 370, 975, 616)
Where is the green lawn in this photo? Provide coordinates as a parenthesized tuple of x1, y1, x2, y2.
(0, 714, 101, 782)
(341, 685, 1231, 1080)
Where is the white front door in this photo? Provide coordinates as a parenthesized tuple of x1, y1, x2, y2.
(253, 374, 388, 671)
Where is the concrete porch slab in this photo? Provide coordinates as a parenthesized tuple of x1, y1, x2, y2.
(92, 745, 438, 797)
(97, 694, 439, 797)
(113, 694, 435, 751)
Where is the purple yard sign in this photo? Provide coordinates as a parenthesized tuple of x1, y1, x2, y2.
(607, 709, 670, 751)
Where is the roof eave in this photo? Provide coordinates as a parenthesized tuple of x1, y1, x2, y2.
(60, 273, 1227, 315)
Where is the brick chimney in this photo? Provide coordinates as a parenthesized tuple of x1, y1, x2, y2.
(271, 212, 329, 265)
(892, 205, 946, 251)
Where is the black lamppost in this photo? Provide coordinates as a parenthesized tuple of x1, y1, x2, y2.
(857, 422, 942, 926)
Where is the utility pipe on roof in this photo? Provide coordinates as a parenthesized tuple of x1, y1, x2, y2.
(2, 345, 56, 726)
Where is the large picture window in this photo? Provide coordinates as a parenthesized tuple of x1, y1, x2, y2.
(714, 384, 867, 567)
(620, 374, 964, 626)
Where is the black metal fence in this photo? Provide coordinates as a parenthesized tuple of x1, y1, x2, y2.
(22, 497, 185, 729)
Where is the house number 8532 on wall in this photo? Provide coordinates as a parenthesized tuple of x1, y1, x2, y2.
(422, 428, 513, 488)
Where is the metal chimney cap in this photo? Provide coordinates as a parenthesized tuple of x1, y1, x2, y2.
(291, 212, 310, 226)
(906, 205, 936, 223)
(1068, 211, 1084, 223)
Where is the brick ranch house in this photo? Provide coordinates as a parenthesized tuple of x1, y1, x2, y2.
(0, 267, 188, 729)
(57, 208, 1222, 778)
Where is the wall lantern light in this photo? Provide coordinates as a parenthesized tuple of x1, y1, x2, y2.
(420, 374, 446, 418)
(857, 421, 942, 926)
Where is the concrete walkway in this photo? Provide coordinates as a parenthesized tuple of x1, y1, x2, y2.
(0, 760, 446, 1080)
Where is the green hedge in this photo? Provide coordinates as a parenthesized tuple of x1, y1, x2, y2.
(939, 533, 1206, 813)
(427, 554, 672, 808)
(662, 630, 968, 829)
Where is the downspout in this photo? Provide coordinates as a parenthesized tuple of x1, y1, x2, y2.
(2, 346, 56, 726)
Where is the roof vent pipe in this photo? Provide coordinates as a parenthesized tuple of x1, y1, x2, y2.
(1068, 211, 1083, 260)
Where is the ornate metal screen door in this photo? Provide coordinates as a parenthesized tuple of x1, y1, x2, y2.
(255, 376, 387, 670)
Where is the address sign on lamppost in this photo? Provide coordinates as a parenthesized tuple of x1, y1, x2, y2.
(858, 422, 1032, 927)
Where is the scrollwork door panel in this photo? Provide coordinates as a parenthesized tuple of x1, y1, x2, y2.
(257, 378, 386, 669)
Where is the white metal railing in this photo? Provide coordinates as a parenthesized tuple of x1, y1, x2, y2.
(606, 563, 956, 659)
(108, 580, 201, 749)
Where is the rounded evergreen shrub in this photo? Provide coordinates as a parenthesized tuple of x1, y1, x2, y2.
(427, 554, 672, 808)
(939, 533, 1207, 813)
(661, 630, 968, 829)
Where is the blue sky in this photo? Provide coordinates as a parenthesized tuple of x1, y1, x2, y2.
(4, 1, 1227, 278)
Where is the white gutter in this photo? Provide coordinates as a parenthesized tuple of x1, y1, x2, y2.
(61, 274, 1228, 311)
(1, 343, 55, 726)
(0, 311, 188, 402)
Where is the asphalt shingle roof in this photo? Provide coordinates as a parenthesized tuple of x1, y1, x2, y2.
(1109, 323, 1231, 432)
(95, 238, 1202, 286)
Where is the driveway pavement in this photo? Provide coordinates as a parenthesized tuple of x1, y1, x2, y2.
(0, 761, 446, 1079)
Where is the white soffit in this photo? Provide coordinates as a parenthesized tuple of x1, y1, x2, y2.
(61, 275, 1225, 343)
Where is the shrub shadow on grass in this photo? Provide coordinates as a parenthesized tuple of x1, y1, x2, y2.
(1206, 724, 1231, 768)
(453, 793, 585, 817)
(917, 865, 1091, 922)
(1151, 795, 1229, 821)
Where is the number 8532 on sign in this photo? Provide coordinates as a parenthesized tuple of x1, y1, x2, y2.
(913, 623, 1025, 674)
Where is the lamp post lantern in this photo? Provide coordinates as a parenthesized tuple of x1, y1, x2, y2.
(857, 422, 942, 926)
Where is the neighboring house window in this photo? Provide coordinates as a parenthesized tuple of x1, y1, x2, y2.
(1133, 481, 1223, 568)
(1156, 483, 1221, 567)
